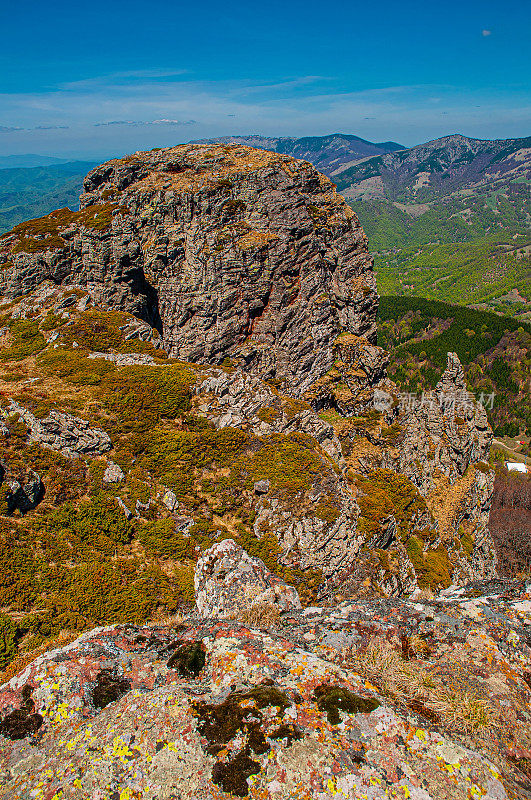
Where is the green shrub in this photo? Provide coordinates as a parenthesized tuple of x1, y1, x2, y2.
(357, 469, 428, 540)
(33, 494, 133, 558)
(0, 320, 46, 361)
(0, 614, 18, 669)
(44, 561, 183, 625)
(38, 347, 116, 385)
(138, 518, 197, 559)
(102, 363, 196, 428)
(234, 433, 321, 497)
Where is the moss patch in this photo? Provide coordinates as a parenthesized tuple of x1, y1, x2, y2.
(92, 669, 131, 709)
(211, 751, 260, 797)
(167, 641, 205, 677)
(0, 686, 43, 739)
(313, 684, 380, 725)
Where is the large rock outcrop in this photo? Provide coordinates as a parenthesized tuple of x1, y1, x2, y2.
(1, 578, 530, 799)
(0, 149, 497, 601)
(194, 538, 302, 618)
(0, 144, 377, 395)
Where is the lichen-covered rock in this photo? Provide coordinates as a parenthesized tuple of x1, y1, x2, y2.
(1, 579, 529, 799)
(7, 401, 112, 458)
(0, 144, 378, 396)
(102, 461, 124, 484)
(194, 539, 302, 618)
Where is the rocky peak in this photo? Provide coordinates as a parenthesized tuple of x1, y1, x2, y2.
(436, 351, 466, 394)
(0, 144, 377, 395)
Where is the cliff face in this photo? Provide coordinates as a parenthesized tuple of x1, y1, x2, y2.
(0, 144, 377, 395)
(0, 146, 496, 604)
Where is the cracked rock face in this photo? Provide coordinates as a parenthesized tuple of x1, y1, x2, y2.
(395, 353, 496, 583)
(194, 538, 302, 618)
(0, 144, 377, 395)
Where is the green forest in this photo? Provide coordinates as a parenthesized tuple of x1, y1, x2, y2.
(377, 296, 531, 445)
(354, 181, 531, 320)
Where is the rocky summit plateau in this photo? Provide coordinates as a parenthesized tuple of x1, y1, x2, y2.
(0, 144, 528, 800)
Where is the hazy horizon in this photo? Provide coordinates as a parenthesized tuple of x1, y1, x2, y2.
(1, 0, 530, 160)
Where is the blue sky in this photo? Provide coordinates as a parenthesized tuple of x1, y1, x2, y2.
(0, 0, 530, 160)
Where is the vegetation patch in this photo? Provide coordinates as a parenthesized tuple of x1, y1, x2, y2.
(356, 469, 429, 541)
(92, 669, 131, 709)
(3, 204, 124, 254)
(167, 641, 205, 677)
(313, 684, 380, 725)
(0, 319, 46, 361)
(0, 685, 43, 739)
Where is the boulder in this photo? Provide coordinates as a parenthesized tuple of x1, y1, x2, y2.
(103, 461, 125, 484)
(7, 401, 112, 458)
(194, 539, 302, 619)
(5, 472, 44, 514)
(1, 579, 530, 798)
(0, 143, 378, 395)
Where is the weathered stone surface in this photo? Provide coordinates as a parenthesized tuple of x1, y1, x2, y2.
(0, 144, 377, 395)
(195, 367, 343, 461)
(102, 460, 124, 484)
(194, 539, 302, 618)
(1, 579, 529, 799)
(8, 401, 112, 458)
(395, 352, 496, 583)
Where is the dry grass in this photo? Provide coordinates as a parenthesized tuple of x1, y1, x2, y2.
(346, 638, 493, 734)
(154, 611, 185, 628)
(230, 584, 281, 629)
(236, 601, 281, 629)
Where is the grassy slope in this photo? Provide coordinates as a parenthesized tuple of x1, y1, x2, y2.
(0, 291, 329, 671)
(352, 182, 531, 320)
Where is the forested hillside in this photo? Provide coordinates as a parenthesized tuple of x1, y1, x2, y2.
(0, 162, 96, 233)
(358, 181, 531, 320)
(377, 296, 531, 452)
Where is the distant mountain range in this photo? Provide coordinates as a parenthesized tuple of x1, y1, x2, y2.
(0, 161, 97, 233)
(1, 133, 530, 318)
(0, 154, 74, 169)
(334, 133, 531, 201)
(192, 134, 405, 175)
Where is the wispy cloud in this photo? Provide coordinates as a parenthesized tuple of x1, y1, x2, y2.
(94, 119, 196, 127)
(0, 71, 529, 154)
(482, 29, 492, 37)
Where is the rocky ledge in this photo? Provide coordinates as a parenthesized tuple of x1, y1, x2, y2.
(0, 564, 530, 799)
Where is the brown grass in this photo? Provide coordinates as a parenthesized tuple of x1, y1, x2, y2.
(346, 638, 493, 734)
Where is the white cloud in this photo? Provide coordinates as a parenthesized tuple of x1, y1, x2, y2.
(94, 119, 196, 127)
(482, 29, 492, 37)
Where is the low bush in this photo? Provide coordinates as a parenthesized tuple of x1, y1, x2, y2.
(0, 320, 45, 361)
